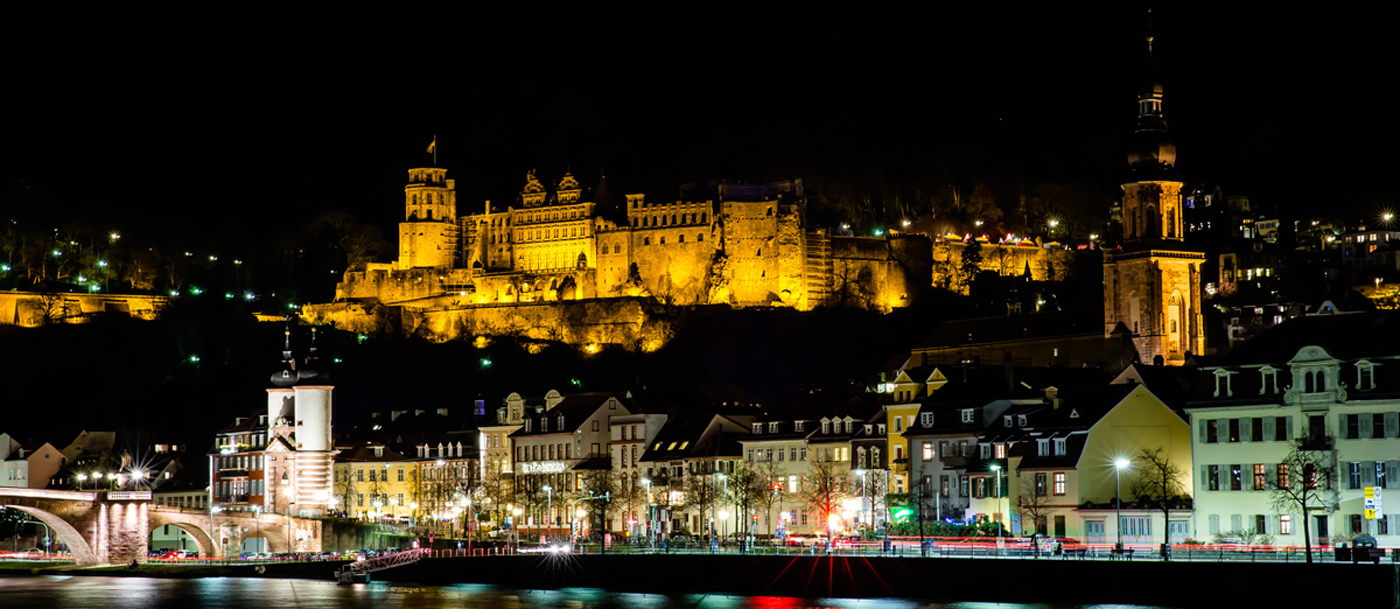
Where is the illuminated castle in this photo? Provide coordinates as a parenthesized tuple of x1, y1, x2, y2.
(332, 167, 928, 316)
(1102, 24, 1206, 365)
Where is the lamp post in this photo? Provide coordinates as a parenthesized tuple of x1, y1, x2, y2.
(511, 507, 523, 550)
(641, 477, 652, 546)
(542, 485, 553, 543)
(1114, 459, 1130, 553)
(210, 505, 222, 561)
(989, 464, 1003, 541)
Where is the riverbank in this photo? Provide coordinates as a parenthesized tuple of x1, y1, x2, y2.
(4, 555, 1396, 608)
(0, 559, 348, 580)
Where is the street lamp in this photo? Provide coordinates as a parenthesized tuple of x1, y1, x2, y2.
(1115, 458, 1131, 553)
(511, 507, 523, 550)
(542, 485, 553, 543)
(641, 477, 653, 546)
(989, 464, 1003, 541)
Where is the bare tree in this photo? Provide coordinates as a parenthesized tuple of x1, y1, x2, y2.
(1130, 447, 1189, 546)
(1268, 439, 1340, 563)
(1016, 474, 1056, 538)
(798, 456, 849, 538)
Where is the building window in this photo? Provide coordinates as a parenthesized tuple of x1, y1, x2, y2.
(922, 442, 933, 460)
(1276, 464, 1289, 489)
(1228, 419, 1241, 442)
(357, 469, 364, 482)
(753, 423, 763, 434)
(1349, 462, 1363, 489)
(1251, 418, 1264, 442)
(1230, 464, 1242, 490)
(1377, 461, 1387, 488)
(1053, 438, 1066, 456)
(1253, 464, 1267, 490)
(1035, 473, 1047, 496)
(770, 422, 780, 433)
(1053, 472, 1065, 495)
(961, 409, 975, 423)
(1279, 514, 1292, 535)
(1037, 439, 1049, 456)
(1275, 416, 1289, 441)
(1205, 419, 1218, 443)
(1346, 414, 1361, 440)
(794, 421, 805, 432)
(800, 447, 807, 461)
(920, 412, 933, 426)
(1208, 465, 1220, 491)
(1350, 514, 1363, 535)
(398, 468, 405, 482)
(994, 443, 1007, 459)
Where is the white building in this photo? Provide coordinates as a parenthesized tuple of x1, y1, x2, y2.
(1187, 323, 1400, 547)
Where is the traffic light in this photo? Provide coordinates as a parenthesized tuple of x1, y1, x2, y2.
(772, 482, 781, 495)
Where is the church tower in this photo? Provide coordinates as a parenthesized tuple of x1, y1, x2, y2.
(1103, 17, 1206, 365)
(397, 165, 459, 269)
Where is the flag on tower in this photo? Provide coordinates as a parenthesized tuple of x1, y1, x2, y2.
(427, 138, 436, 154)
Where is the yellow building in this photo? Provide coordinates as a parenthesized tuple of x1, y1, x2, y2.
(968, 380, 1192, 546)
(332, 442, 417, 522)
(882, 367, 949, 494)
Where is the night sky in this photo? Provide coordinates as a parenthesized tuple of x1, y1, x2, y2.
(4, 3, 1396, 247)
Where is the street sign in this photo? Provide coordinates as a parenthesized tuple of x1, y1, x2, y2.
(1364, 486, 1382, 519)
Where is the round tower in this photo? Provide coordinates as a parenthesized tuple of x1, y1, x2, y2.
(398, 166, 460, 269)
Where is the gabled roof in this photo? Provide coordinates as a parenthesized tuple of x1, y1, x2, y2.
(510, 393, 626, 439)
(639, 413, 748, 462)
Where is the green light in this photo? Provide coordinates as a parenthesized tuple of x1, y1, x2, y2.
(356, 333, 368, 344)
(333, 358, 343, 364)
(169, 290, 180, 297)
(189, 355, 200, 363)
(225, 292, 235, 300)
(872, 228, 885, 237)
(480, 358, 492, 368)
(190, 287, 203, 295)
(97, 260, 108, 268)
(0, 264, 8, 272)
(570, 378, 582, 386)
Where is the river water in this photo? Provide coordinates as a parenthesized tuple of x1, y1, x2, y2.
(0, 576, 1166, 609)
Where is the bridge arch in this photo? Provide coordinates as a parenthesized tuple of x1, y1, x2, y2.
(146, 514, 215, 559)
(3, 504, 99, 566)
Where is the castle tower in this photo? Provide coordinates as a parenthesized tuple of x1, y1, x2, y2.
(1103, 17, 1206, 366)
(398, 166, 460, 269)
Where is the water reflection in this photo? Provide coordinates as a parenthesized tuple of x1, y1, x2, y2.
(0, 577, 1164, 609)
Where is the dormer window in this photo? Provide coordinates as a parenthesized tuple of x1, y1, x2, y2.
(845, 420, 854, 434)
(1004, 415, 1013, 428)
(821, 419, 831, 434)
(753, 423, 763, 434)
(524, 419, 532, 432)
(794, 421, 805, 432)
(877, 424, 886, 435)
(864, 424, 873, 435)
(1037, 439, 1049, 456)
(1053, 438, 1066, 456)
(1212, 369, 1234, 397)
(769, 422, 780, 433)
(961, 409, 975, 424)
(980, 443, 992, 459)
(373, 447, 383, 458)
(557, 414, 564, 429)
(872, 446, 881, 467)
(920, 412, 934, 426)
(995, 443, 1007, 459)
(1017, 415, 1028, 427)
(1356, 360, 1376, 391)
(1260, 366, 1279, 395)
(541, 418, 548, 433)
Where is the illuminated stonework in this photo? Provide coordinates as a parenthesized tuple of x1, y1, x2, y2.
(308, 166, 946, 345)
(1102, 46, 1206, 366)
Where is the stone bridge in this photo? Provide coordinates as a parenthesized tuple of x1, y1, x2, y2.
(0, 488, 321, 565)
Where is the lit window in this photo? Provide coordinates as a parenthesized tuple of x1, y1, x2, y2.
(1053, 472, 1065, 495)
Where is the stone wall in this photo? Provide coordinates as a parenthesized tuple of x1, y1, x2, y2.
(0, 292, 168, 327)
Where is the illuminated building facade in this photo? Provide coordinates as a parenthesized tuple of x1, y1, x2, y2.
(213, 324, 336, 518)
(329, 167, 927, 319)
(1103, 32, 1206, 366)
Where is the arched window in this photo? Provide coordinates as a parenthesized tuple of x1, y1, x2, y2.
(613, 244, 621, 254)
(697, 233, 704, 242)
(678, 234, 685, 243)
(643, 237, 650, 246)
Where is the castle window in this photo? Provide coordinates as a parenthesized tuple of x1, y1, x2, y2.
(672, 214, 677, 225)
(697, 233, 704, 242)
(700, 213, 707, 223)
(660, 237, 666, 245)
(679, 234, 685, 243)
(613, 244, 621, 254)
(644, 237, 650, 246)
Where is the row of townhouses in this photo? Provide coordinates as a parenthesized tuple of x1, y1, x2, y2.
(201, 313, 1399, 549)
